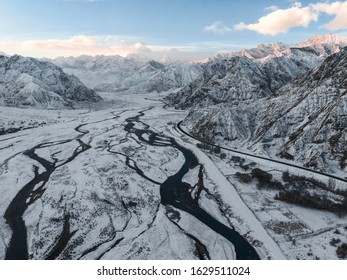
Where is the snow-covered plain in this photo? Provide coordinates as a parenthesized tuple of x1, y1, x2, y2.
(0, 92, 345, 260)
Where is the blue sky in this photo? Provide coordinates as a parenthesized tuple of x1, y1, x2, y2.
(1, 0, 347, 59)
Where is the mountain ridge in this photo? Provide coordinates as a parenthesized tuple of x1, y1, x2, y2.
(181, 46, 347, 174)
(167, 34, 347, 109)
(0, 54, 102, 109)
(52, 55, 205, 94)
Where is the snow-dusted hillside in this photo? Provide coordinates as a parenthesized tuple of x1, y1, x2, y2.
(167, 56, 273, 109)
(53, 55, 205, 94)
(168, 34, 347, 109)
(182, 46, 347, 174)
(0, 55, 102, 109)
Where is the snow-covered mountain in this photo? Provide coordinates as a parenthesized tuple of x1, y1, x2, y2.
(167, 56, 273, 109)
(0, 54, 102, 109)
(299, 33, 347, 48)
(182, 46, 347, 174)
(168, 34, 347, 109)
(53, 55, 205, 94)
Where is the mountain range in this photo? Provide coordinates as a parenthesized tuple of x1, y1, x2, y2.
(167, 34, 347, 109)
(0, 54, 101, 109)
(1, 33, 347, 172)
(52, 54, 205, 94)
(1, 33, 347, 260)
(173, 34, 347, 174)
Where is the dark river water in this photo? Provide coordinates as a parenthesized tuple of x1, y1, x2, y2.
(124, 108, 260, 260)
(4, 124, 91, 259)
(4, 108, 259, 260)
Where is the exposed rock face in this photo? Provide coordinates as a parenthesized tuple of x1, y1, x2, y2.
(53, 55, 205, 94)
(0, 55, 102, 109)
(167, 56, 273, 109)
(168, 35, 347, 109)
(181, 45, 347, 174)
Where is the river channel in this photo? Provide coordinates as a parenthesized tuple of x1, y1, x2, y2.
(3, 108, 259, 260)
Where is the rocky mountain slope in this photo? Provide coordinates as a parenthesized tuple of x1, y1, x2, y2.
(0, 55, 102, 109)
(182, 46, 347, 174)
(53, 55, 205, 94)
(168, 35, 347, 109)
(167, 56, 273, 109)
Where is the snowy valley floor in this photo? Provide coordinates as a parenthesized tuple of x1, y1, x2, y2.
(0, 92, 346, 260)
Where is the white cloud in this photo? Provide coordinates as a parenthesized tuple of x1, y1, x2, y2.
(0, 35, 153, 58)
(0, 35, 216, 61)
(311, 1, 347, 30)
(234, 1, 347, 36)
(204, 21, 232, 34)
(265, 5, 279, 11)
(235, 3, 318, 35)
